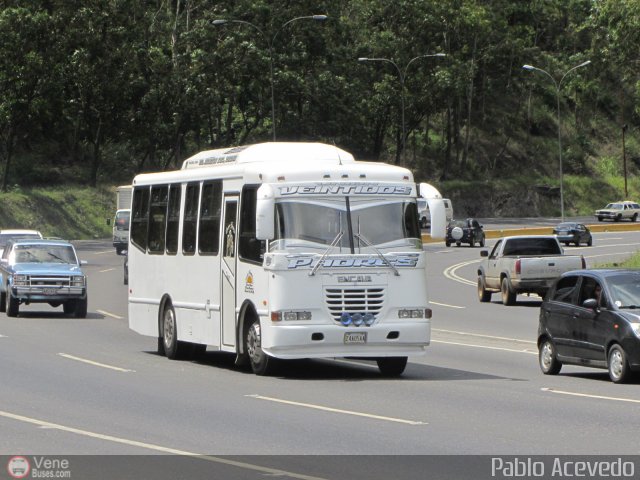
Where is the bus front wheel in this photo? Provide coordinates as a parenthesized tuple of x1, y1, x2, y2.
(245, 319, 275, 376)
(376, 357, 408, 376)
(162, 304, 188, 360)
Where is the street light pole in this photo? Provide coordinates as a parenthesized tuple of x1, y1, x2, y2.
(522, 60, 591, 221)
(213, 15, 327, 141)
(358, 53, 445, 166)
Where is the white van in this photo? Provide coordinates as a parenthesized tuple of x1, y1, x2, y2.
(418, 198, 452, 228)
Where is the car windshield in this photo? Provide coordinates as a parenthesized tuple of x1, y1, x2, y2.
(606, 274, 640, 309)
(556, 223, 575, 229)
(270, 198, 421, 253)
(450, 220, 467, 228)
(115, 211, 130, 230)
(12, 244, 77, 264)
(606, 203, 623, 210)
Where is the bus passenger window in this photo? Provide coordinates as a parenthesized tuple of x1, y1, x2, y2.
(239, 186, 265, 263)
(198, 181, 222, 255)
(182, 183, 199, 255)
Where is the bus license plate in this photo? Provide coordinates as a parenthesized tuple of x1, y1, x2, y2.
(344, 332, 367, 344)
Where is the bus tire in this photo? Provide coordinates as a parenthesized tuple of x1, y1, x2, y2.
(162, 303, 188, 360)
(246, 318, 275, 376)
(377, 357, 408, 376)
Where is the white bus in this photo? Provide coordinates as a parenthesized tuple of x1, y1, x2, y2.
(128, 142, 446, 376)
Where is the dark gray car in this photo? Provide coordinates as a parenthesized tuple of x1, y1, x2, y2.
(538, 269, 640, 383)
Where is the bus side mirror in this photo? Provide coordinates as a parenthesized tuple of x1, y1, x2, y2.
(256, 184, 275, 241)
(427, 197, 446, 239)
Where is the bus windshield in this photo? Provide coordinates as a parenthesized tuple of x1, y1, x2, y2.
(270, 198, 421, 252)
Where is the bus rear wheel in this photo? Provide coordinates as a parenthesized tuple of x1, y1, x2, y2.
(246, 319, 275, 376)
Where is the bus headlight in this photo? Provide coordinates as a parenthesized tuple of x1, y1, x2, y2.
(398, 309, 425, 319)
(12, 275, 28, 286)
(271, 311, 312, 322)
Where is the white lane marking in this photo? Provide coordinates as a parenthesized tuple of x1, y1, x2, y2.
(443, 246, 639, 287)
(58, 353, 135, 373)
(443, 259, 481, 286)
(97, 309, 123, 320)
(246, 394, 427, 426)
(432, 340, 538, 355)
(433, 329, 536, 344)
(0, 410, 328, 480)
(430, 301, 465, 309)
(541, 387, 640, 404)
(0, 334, 6, 338)
(99, 268, 116, 273)
(94, 250, 116, 255)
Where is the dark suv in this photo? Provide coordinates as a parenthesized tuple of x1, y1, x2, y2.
(445, 218, 485, 247)
(538, 269, 640, 383)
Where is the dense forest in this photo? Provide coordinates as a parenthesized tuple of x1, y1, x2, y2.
(1, 0, 640, 213)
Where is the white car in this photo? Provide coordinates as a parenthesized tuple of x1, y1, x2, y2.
(595, 201, 640, 222)
(0, 229, 43, 257)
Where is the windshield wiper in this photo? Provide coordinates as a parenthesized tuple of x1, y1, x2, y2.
(309, 231, 344, 277)
(47, 252, 67, 263)
(354, 233, 400, 276)
(619, 305, 640, 309)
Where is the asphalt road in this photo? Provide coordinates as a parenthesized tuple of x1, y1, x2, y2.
(1, 229, 639, 479)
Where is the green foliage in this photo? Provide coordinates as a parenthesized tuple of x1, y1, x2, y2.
(0, 185, 113, 240)
(0, 0, 639, 201)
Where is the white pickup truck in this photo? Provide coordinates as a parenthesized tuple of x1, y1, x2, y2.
(477, 235, 585, 305)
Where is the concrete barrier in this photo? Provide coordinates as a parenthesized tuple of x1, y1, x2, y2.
(422, 222, 640, 244)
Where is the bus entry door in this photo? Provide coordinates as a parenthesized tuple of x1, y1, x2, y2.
(221, 197, 238, 348)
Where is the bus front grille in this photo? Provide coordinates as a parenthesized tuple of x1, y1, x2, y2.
(325, 287, 384, 322)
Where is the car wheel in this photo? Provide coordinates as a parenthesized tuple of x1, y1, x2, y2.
(597, 217, 603, 222)
(479, 236, 485, 247)
(539, 338, 562, 375)
(445, 240, 451, 247)
(608, 344, 631, 383)
(616, 214, 622, 222)
(587, 237, 592, 247)
(63, 301, 75, 314)
(456, 242, 461, 247)
(574, 240, 580, 247)
(246, 318, 275, 375)
(564, 242, 570, 246)
(477, 276, 491, 303)
(377, 357, 408, 377)
(7, 295, 19, 317)
(162, 303, 189, 360)
(74, 296, 88, 318)
(633, 213, 638, 222)
(501, 277, 516, 306)
(0, 291, 5, 313)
